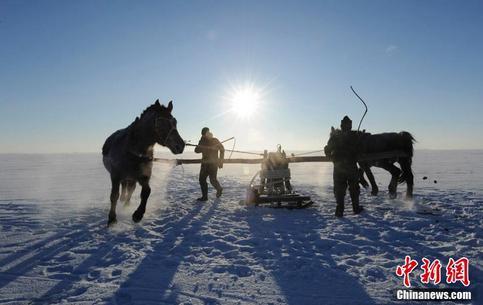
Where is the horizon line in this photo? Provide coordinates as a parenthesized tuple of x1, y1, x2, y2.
(1, 148, 483, 155)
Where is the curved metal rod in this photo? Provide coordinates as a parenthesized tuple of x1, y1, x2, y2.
(350, 86, 368, 131)
(185, 143, 262, 156)
(220, 136, 235, 144)
(228, 137, 236, 159)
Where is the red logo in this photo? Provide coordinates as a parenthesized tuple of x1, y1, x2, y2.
(396, 256, 470, 287)
(420, 257, 442, 284)
(446, 257, 470, 286)
(396, 256, 419, 287)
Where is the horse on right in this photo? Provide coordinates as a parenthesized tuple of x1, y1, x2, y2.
(357, 131, 415, 199)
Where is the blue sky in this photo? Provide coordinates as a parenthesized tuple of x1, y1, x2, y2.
(1, 0, 482, 153)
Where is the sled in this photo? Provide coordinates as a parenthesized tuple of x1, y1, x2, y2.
(244, 146, 314, 209)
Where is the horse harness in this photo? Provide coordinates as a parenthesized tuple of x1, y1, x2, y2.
(155, 116, 177, 146)
(127, 116, 178, 162)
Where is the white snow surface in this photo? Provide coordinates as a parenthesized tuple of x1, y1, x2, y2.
(0, 150, 481, 305)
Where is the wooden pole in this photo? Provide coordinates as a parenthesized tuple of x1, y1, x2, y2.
(154, 150, 409, 165)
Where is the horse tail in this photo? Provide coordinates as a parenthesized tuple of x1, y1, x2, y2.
(398, 131, 415, 184)
(399, 131, 415, 158)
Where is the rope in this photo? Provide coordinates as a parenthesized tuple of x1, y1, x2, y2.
(291, 149, 325, 157)
(224, 148, 262, 156)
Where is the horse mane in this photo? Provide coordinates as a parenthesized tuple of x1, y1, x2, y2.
(109, 101, 166, 148)
(127, 101, 168, 129)
(140, 102, 166, 118)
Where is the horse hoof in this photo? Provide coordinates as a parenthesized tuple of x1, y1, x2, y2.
(107, 217, 117, 227)
(132, 210, 144, 223)
(371, 190, 378, 196)
(389, 193, 397, 199)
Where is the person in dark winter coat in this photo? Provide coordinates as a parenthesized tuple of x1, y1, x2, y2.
(195, 127, 224, 201)
(324, 116, 364, 217)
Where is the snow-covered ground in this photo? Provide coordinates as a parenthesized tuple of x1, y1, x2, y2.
(0, 150, 481, 304)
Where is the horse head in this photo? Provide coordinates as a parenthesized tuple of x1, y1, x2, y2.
(155, 100, 185, 154)
(324, 126, 338, 156)
(138, 99, 185, 154)
(327, 126, 342, 143)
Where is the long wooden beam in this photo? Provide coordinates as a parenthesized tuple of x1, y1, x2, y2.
(154, 150, 409, 165)
(178, 158, 263, 164)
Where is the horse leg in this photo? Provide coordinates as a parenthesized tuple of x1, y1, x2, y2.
(379, 162, 401, 199)
(399, 158, 414, 199)
(132, 177, 150, 223)
(358, 167, 369, 189)
(124, 180, 136, 206)
(108, 176, 121, 226)
(120, 180, 128, 203)
(360, 162, 378, 196)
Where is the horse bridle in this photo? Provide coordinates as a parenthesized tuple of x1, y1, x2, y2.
(155, 117, 177, 146)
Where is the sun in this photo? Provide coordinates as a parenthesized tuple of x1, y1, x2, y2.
(227, 83, 262, 119)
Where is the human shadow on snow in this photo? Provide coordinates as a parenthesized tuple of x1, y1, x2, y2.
(245, 203, 376, 305)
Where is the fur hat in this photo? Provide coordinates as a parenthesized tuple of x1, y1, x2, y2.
(341, 116, 352, 131)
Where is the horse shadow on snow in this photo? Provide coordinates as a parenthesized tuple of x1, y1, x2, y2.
(112, 177, 220, 305)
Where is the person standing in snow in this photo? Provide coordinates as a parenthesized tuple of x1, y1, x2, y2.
(324, 116, 364, 217)
(195, 127, 224, 201)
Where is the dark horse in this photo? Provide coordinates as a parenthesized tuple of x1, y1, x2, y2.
(102, 100, 185, 226)
(357, 131, 415, 199)
(327, 127, 415, 199)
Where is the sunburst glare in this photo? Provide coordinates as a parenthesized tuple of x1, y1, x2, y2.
(225, 82, 265, 119)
